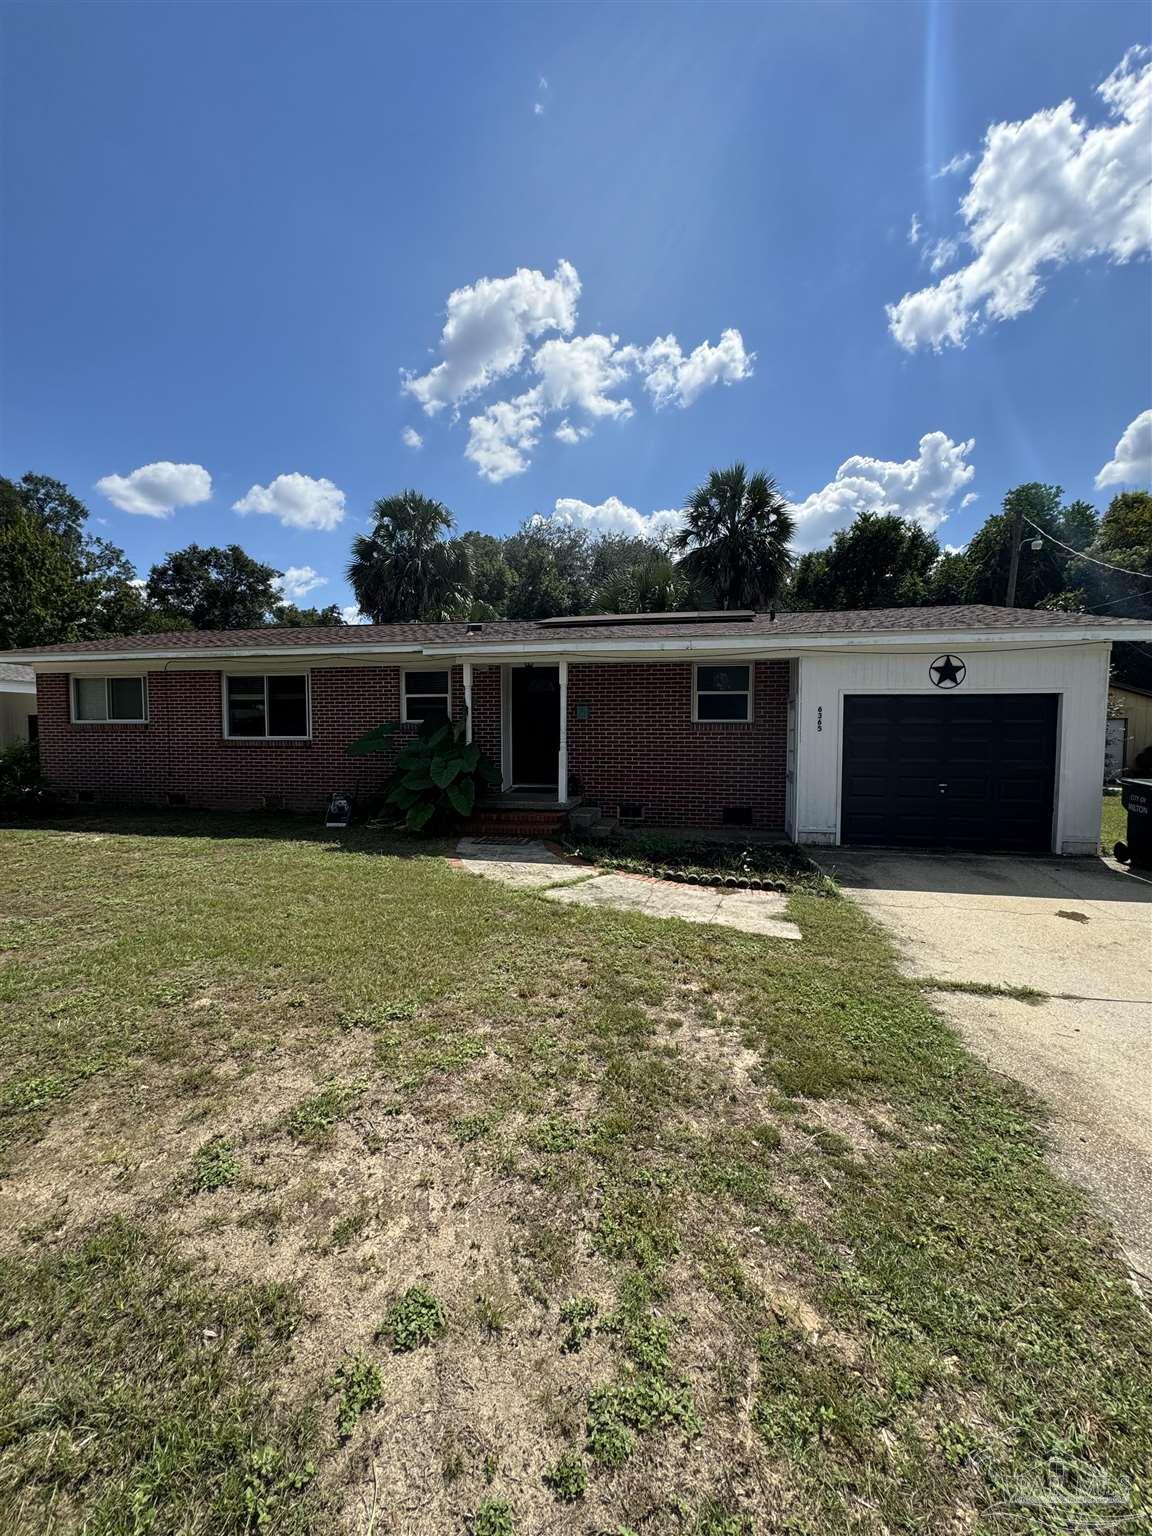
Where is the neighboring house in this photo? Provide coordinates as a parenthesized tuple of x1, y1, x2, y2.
(1108, 684, 1152, 773)
(3, 605, 1150, 854)
(0, 664, 37, 747)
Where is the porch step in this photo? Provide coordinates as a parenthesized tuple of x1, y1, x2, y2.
(462, 808, 568, 838)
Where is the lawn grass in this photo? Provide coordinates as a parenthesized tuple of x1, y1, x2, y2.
(0, 811, 1149, 1534)
(1102, 788, 1126, 854)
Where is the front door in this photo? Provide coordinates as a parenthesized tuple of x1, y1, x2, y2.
(510, 666, 560, 787)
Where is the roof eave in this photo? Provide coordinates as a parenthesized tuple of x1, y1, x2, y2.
(3, 620, 1147, 669)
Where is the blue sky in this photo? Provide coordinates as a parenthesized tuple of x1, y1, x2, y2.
(2, 1, 1149, 616)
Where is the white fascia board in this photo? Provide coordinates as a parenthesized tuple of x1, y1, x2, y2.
(8, 643, 429, 671)
(419, 627, 1150, 660)
(0, 680, 37, 695)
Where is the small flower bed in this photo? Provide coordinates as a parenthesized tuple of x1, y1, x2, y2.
(561, 830, 836, 895)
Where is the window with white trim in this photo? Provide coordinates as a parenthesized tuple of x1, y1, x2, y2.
(694, 663, 752, 722)
(402, 669, 451, 723)
(73, 675, 148, 723)
(224, 674, 310, 738)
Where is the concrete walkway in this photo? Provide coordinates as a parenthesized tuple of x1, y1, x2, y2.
(454, 838, 801, 940)
(818, 849, 1152, 1284)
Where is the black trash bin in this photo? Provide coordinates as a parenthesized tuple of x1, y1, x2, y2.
(1116, 777, 1152, 870)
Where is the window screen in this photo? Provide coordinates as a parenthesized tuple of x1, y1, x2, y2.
(695, 664, 751, 721)
(403, 670, 451, 723)
(73, 676, 146, 722)
(225, 675, 309, 738)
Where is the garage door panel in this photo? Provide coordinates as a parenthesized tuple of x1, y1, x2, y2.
(841, 693, 1057, 851)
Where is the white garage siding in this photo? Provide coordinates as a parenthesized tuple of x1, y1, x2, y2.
(790, 641, 1111, 856)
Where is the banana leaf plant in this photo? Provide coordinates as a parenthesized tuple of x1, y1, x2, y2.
(347, 714, 501, 832)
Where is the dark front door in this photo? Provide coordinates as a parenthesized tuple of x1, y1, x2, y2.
(841, 693, 1058, 851)
(511, 666, 560, 787)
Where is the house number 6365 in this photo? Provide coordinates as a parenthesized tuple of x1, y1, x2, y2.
(817, 706, 823, 732)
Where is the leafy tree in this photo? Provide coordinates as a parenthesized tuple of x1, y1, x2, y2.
(1079, 492, 1152, 687)
(961, 484, 1069, 607)
(348, 492, 471, 623)
(1098, 490, 1152, 554)
(0, 473, 170, 647)
(593, 550, 704, 613)
(456, 531, 514, 619)
(1059, 499, 1099, 551)
(924, 548, 975, 605)
(501, 521, 594, 620)
(276, 603, 347, 627)
(673, 464, 794, 609)
(16, 473, 90, 544)
(146, 544, 284, 630)
(790, 513, 940, 610)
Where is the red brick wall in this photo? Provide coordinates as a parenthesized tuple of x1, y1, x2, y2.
(567, 660, 790, 831)
(36, 658, 790, 829)
(470, 665, 503, 769)
(35, 666, 458, 814)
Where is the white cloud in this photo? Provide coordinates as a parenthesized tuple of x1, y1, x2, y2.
(1096, 408, 1152, 488)
(960, 491, 978, 508)
(401, 426, 423, 450)
(789, 431, 977, 550)
(275, 566, 327, 602)
(533, 101, 545, 116)
(341, 604, 368, 625)
(925, 236, 959, 272)
(407, 261, 753, 480)
(934, 150, 973, 178)
(554, 421, 592, 444)
(533, 333, 637, 419)
(402, 260, 580, 414)
(465, 392, 544, 482)
(640, 329, 754, 408)
(889, 46, 1152, 350)
(232, 473, 346, 531)
(543, 496, 685, 541)
(95, 461, 212, 518)
(908, 212, 922, 245)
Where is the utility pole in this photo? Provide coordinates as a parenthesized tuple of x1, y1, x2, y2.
(1005, 503, 1025, 607)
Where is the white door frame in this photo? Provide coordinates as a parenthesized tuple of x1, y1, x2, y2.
(501, 661, 567, 795)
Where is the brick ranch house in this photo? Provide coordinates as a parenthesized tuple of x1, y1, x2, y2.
(5, 605, 1150, 853)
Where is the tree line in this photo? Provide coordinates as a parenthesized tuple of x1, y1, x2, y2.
(2, 466, 1149, 674)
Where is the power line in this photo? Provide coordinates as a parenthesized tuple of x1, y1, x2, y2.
(1024, 518, 1151, 579)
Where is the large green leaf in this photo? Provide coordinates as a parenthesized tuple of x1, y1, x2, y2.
(430, 753, 465, 788)
(406, 800, 436, 832)
(346, 722, 404, 756)
(459, 743, 481, 771)
(445, 777, 475, 817)
(401, 771, 435, 791)
(423, 722, 455, 751)
(387, 785, 420, 809)
(476, 758, 502, 786)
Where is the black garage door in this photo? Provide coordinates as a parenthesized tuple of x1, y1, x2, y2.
(841, 694, 1058, 851)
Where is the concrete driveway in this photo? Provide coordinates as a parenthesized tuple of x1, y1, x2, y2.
(817, 850, 1152, 1284)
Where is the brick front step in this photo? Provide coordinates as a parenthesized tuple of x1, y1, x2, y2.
(462, 811, 567, 838)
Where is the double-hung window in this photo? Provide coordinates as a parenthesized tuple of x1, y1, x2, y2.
(72, 675, 148, 723)
(225, 674, 310, 738)
(402, 669, 451, 723)
(694, 663, 752, 722)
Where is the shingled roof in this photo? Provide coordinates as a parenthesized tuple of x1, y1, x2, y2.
(1, 605, 1147, 661)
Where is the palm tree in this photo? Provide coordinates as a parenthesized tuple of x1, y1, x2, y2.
(592, 550, 706, 614)
(348, 491, 472, 623)
(672, 464, 795, 609)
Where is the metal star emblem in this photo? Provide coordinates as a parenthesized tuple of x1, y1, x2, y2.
(930, 654, 966, 688)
